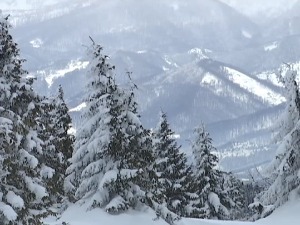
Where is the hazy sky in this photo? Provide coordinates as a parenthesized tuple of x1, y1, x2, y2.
(0, 0, 62, 10)
(220, 0, 298, 19)
(0, 0, 297, 11)
(0, 0, 298, 20)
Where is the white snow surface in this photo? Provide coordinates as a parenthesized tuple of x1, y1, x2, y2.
(37, 60, 89, 87)
(208, 192, 221, 213)
(99, 169, 139, 189)
(188, 48, 209, 60)
(19, 149, 38, 169)
(256, 71, 282, 87)
(6, 191, 24, 209)
(0, 202, 17, 221)
(264, 42, 278, 51)
(225, 67, 285, 105)
(40, 165, 55, 179)
(30, 38, 43, 48)
(25, 176, 48, 200)
(44, 198, 300, 225)
(201, 73, 220, 86)
(69, 102, 87, 112)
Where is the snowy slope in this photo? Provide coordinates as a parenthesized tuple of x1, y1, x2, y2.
(224, 67, 284, 105)
(45, 199, 300, 225)
(135, 52, 284, 133)
(45, 203, 168, 225)
(256, 197, 300, 225)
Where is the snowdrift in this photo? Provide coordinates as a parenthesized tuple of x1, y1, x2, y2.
(45, 198, 300, 225)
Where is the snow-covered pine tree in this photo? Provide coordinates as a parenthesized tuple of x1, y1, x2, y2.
(99, 78, 153, 213)
(53, 86, 74, 205)
(192, 124, 231, 220)
(64, 41, 118, 206)
(36, 97, 57, 212)
(54, 86, 74, 168)
(0, 13, 50, 224)
(39, 86, 74, 209)
(253, 66, 300, 217)
(220, 172, 245, 220)
(152, 111, 199, 218)
(65, 41, 163, 218)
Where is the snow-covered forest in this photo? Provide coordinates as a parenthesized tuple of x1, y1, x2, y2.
(1, 0, 300, 225)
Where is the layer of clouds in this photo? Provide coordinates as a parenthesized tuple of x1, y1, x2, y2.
(1, 0, 298, 24)
(220, 0, 299, 19)
(1, 0, 298, 16)
(0, 0, 62, 10)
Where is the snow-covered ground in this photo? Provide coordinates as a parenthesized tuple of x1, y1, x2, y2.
(224, 67, 285, 105)
(45, 198, 300, 225)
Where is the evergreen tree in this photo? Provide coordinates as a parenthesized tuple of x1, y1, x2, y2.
(253, 66, 300, 217)
(54, 86, 74, 167)
(192, 124, 231, 219)
(39, 86, 74, 209)
(65, 41, 155, 216)
(65, 41, 180, 224)
(220, 172, 245, 220)
(0, 13, 50, 224)
(65, 42, 120, 208)
(152, 112, 199, 218)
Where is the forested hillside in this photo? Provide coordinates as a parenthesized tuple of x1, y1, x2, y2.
(1, 1, 300, 224)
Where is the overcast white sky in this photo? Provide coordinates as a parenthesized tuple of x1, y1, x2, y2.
(219, 0, 298, 19)
(0, 0, 298, 20)
(0, 0, 62, 10)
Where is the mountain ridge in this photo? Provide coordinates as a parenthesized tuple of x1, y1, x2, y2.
(5, 0, 297, 173)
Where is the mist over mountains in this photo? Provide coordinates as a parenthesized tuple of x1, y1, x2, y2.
(2, 0, 300, 173)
